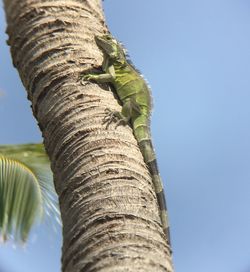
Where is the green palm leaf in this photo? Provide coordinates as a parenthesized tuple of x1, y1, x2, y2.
(0, 143, 59, 243)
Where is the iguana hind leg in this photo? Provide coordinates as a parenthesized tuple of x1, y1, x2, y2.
(103, 108, 129, 128)
(103, 98, 140, 128)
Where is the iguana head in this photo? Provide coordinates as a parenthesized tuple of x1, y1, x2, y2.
(95, 34, 126, 63)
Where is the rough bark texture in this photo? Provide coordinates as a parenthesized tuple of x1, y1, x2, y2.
(4, 0, 174, 271)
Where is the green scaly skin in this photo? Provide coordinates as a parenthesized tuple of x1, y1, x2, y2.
(83, 34, 171, 248)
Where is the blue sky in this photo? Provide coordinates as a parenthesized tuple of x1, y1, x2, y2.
(1, 1, 250, 271)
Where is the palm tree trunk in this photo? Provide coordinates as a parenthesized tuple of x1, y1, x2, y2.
(4, 0, 174, 271)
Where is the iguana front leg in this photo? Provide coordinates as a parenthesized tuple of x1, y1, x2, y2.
(81, 73, 114, 84)
(82, 60, 115, 84)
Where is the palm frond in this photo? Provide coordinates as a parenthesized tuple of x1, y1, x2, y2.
(0, 143, 60, 243)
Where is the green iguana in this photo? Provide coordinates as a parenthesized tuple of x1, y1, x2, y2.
(82, 34, 171, 247)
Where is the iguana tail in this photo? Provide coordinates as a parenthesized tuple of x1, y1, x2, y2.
(133, 116, 171, 246)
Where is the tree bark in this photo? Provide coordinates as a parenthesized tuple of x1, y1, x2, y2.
(4, 0, 173, 271)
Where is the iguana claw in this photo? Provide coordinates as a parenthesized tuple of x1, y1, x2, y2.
(103, 108, 127, 128)
(80, 74, 98, 85)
